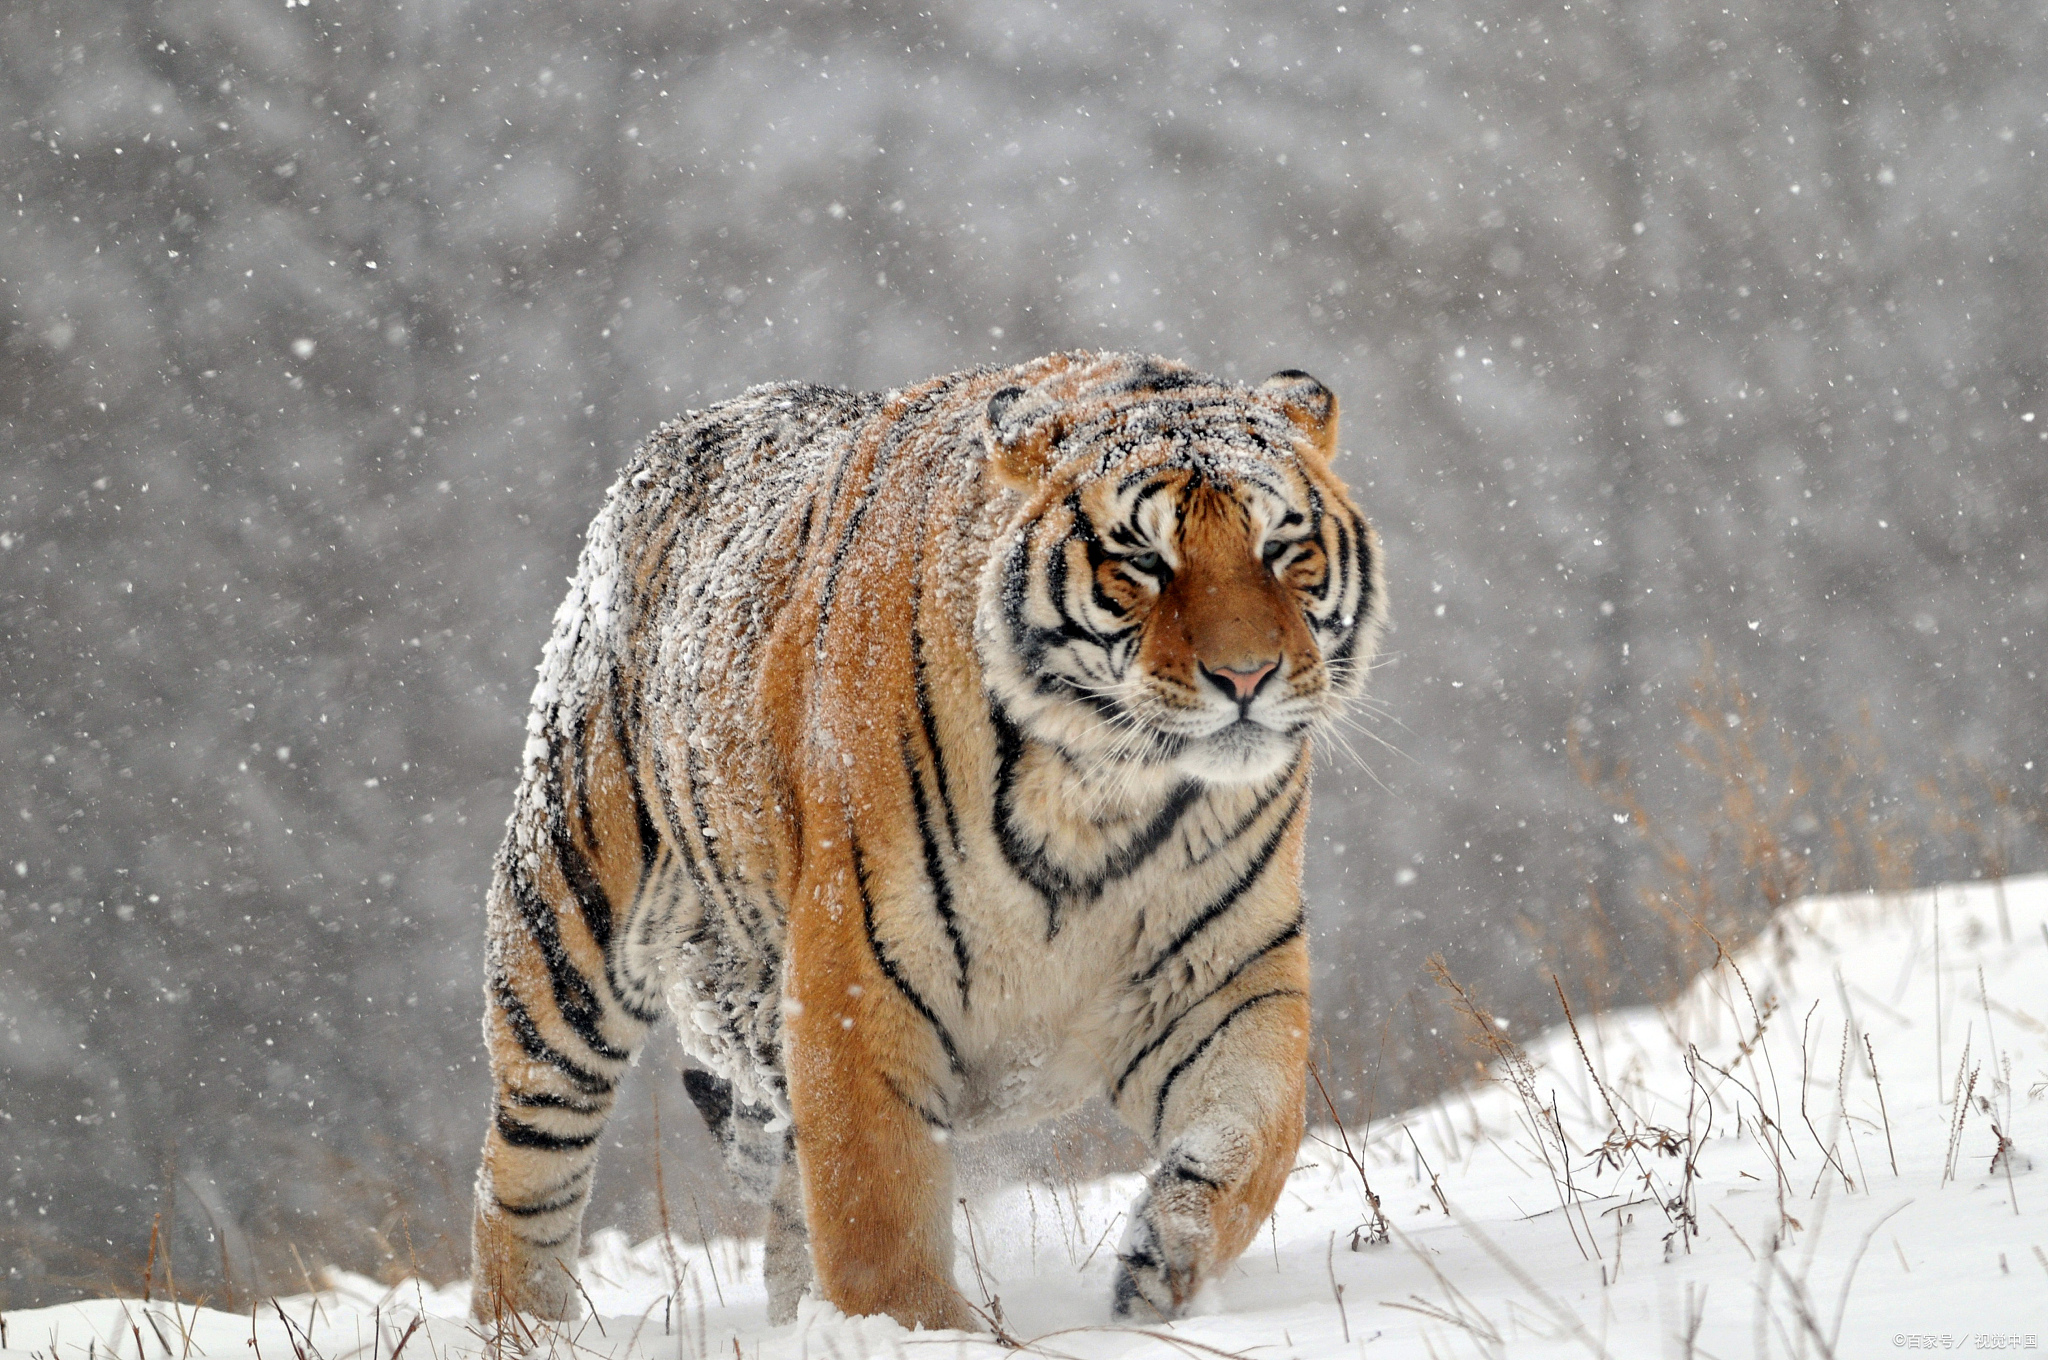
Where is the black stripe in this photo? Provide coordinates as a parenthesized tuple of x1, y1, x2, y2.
(989, 700, 1078, 908)
(642, 640, 774, 973)
(1089, 576, 1132, 626)
(882, 1073, 954, 1130)
(495, 1165, 595, 1217)
(1325, 542, 1369, 673)
(1313, 515, 1349, 608)
(569, 708, 601, 876)
(610, 669, 663, 874)
(611, 695, 703, 1031)
(682, 725, 763, 947)
(1051, 553, 1117, 650)
(1000, 530, 1039, 664)
(505, 1089, 608, 1114)
(1345, 517, 1373, 628)
(636, 493, 699, 618)
(791, 497, 816, 558)
(1353, 509, 1372, 592)
(902, 733, 973, 1007)
(989, 699, 1197, 933)
(504, 854, 634, 1063)
(1297, 477, 1333, 608)
(907, 584, 963, 855)
(604, 684, 667, 1024)
(495, 1107, 602, 1152)
(1116, 473, 1180, 519)
(1078, 506, 1141, 631)
(1151, 989, 1301, 1137)
(494, 1165, 594, 1216)
(1088, 780, 1199, 895)
(850, 830, 963, 1075)
(1044, 527, 1075, 636)
(1045, 778, 1201, 937)
(488, 974, 616, 1095)
(1112, 915, 1302, 1100)
(1101, 358, 1177, 394)
(549, 725, 615, 961)
(817, 407, 866, 540)
(1135, 782, 1305, 984)
(497, 1190, 586, 1218)
(733, 465, 815, 621)
(641, 709, 727, 928)
(1186, 752, 1302, 868)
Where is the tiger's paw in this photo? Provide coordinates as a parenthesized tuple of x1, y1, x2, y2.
(1108, 1158, 1220, 1321)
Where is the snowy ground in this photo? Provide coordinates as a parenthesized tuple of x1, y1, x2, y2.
(8, 875, 2046, 1358)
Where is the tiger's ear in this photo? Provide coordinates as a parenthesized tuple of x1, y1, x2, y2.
(1260, 369, 1339, 465)
(982, 384, 1061, 489)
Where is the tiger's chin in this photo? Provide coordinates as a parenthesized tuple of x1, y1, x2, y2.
(1172, 722, 1303, 786)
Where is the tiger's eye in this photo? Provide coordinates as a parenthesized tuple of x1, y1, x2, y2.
(1262, 539, 1291, 564)
(1127, 550, 1164, 574)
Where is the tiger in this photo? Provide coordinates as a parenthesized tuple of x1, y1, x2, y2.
(469, 350, 1385, 1333)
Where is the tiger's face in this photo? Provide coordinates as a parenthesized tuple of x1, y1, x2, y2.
(977, 357, 1383, 788)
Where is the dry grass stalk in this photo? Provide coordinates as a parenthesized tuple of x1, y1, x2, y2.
(1304, 1061, 1389, 1246)
(1424, 958, 1586, 1248)
(1862, 1034, 1900, 1177)
(955, 1196, 1016, 1345)
(1941, 1033, 1979, 1187)
(1796, 1003, 1855, 1195)
(1322, 1231, 1350, 1343)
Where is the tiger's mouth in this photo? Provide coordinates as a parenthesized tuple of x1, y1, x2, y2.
(1124, 676, 1316, 784)
(1175, 713, 1302, 784)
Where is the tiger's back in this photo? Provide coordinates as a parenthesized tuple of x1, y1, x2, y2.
(472, 352, 1384, 1331)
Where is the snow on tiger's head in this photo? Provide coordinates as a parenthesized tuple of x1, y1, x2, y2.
(975, 352, 1385, 787)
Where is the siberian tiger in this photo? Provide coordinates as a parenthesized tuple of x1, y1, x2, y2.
(470, 351, 1384, 1332)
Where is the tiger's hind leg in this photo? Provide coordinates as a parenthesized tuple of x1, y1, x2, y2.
(683, 1068, 786, 1202)
(762, 1150, 813, 1324)
(471, 695, 667, 1324)
(471, 851, 653, 1322)
(681, 1068, 812, 1324)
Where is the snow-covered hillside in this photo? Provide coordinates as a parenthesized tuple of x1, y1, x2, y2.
(9, 876, 2044, 1358)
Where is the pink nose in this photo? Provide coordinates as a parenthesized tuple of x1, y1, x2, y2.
(1202, 659, 1278, 703)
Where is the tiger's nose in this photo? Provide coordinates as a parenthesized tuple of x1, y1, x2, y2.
(1201, 659, 1278, 704)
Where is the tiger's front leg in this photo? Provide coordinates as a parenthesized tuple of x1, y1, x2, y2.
(784, 849, 975, 1333)
(1110, 957, 1310, 1320)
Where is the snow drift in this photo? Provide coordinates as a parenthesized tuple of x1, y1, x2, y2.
(8, 874, 2043, 1358)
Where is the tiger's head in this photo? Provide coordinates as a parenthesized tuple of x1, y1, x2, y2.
(975, 353, 1385, 788)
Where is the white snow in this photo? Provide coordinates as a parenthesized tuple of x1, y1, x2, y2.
(9, 875, 2045, 1358)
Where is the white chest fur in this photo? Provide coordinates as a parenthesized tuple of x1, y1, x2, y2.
(929, 738, 1307, 1133)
